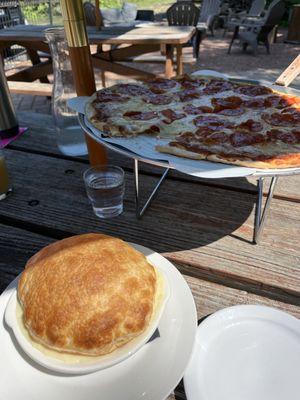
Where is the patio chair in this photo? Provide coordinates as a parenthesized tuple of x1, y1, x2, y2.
(223, 0, 266, 36)
(198, 0, 222, 35)
(227, 0, 285, 54)
(136, 10, 155, 21)
(167, 1, 200, 25)
(167, 1, 202, 59)
(83, 1, 103, 27)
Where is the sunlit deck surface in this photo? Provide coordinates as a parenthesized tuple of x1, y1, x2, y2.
(1, 27, 300, 400)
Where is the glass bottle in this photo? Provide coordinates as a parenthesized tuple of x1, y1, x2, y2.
(45, 27, 87, 156)
(0, 149, 12, 200)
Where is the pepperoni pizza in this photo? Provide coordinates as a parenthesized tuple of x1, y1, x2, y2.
(86, 75, 300, 169)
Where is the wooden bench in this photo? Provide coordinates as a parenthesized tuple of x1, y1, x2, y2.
(8, 81, 52, 97)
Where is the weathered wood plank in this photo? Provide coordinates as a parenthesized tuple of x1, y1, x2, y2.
(8, 81, 52, 96)
(185, 275, 300, 319)
(0, 24, 195, 45)
(1, 149, 299, 303)
(0, 224, 55, 294)
(1, 224, 298, 400)
(1, 224, 299, 319)
(10, 112, 300, 202)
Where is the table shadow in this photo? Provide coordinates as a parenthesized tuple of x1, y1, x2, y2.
(125, 175, 262, 252)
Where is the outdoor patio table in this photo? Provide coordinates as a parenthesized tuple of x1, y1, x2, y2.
(0, 110, 299, 399)
(0, 24, 195, 82)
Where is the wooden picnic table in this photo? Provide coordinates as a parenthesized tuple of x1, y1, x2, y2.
(0, 24, 195, 82)
(0, 110, 300, 398)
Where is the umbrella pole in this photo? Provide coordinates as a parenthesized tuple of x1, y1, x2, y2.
(60, 0, 106, 165)
(95, 0, 102, 29)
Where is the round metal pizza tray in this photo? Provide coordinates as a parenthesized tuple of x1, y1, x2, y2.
(78, 113, 300, 178)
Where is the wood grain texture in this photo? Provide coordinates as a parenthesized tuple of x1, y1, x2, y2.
(275, 54, 300, 87)
(0, 224, 299, 400)
(0, 24, 195, 45)
(8, 81, 53, 96)
(1, 148, 299, 303)
(11, 112, 300, 202)
(1, 224, 299, 318)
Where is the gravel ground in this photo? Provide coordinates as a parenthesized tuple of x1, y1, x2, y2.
(102, 27, 300, 89)
(185, 28, 300, 90)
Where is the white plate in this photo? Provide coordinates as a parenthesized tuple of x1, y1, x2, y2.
(4, 252, 171, 374)
(0, 243, 197, 400)
(184, 305, 300, 400)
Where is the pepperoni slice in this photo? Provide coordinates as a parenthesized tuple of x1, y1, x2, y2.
(116, 83, 150, 96)
(217, 108, 244, 116)
(177, 75, 206, 89)
(161, 109, 186, 124)
(93, 109, 110, 122)
(230, 132, 265, 147)
(123, 111, 158, 120)
(151, 125, 160, 132)
(243, 98, 266, 108)
(142, 94, 173, 105)
(235, 84, 273, 97)
(178, 89, 202, 102)
(177, 130, 227, 145)
(96, 91, 129, 103)
(267, 129, 300, 144)
(237, 119, 263, 132)
(203, 131, 228, 145)
(203, 79, 234, 95)
(146, 77, 177, 92)
(169, 141, 213, 156)
(281, 106, 300, 114)
(176, 131, 195, 143)
(292, 129, 300, 143)
(143, 125, 161, 134)
(262, 109, 300, 126)
(193, 115, 234, 130)
(264, 95, 297, 109)
(211, 96, 243, 112)
(195, 127, 215, 137)
(149, 87, 166, 94)
(183, 104, 213, 114)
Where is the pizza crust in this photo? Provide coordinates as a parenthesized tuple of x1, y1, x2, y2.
(85, 96, 122, 137)
(156, 144, 208, 161)
(157, 144, 300, 169)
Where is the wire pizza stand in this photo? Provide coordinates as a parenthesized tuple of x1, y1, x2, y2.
(78, 58, 300, 245)
(78, 113, 300, 245)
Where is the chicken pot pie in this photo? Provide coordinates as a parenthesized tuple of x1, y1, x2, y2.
(18, 233, 157, 356)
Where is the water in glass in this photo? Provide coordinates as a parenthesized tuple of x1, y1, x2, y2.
(84, 166, 125, 218)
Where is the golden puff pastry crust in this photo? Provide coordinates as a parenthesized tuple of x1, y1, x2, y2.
(18, 233, 157, 356)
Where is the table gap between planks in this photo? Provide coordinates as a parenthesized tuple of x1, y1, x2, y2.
(1, 112, 300, 399)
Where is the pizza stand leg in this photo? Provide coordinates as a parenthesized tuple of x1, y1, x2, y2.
(133, 159, 279, 243)
(253, 55, 300, 243)
(134, 159, 170, 218)
(253, 177, 278, 244)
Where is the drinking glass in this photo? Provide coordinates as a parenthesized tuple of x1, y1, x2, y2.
(0, 149, 12, 200)
(83, 165, 125, 218)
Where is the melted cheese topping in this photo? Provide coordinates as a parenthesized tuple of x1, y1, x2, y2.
(16, 267, 165, 364)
